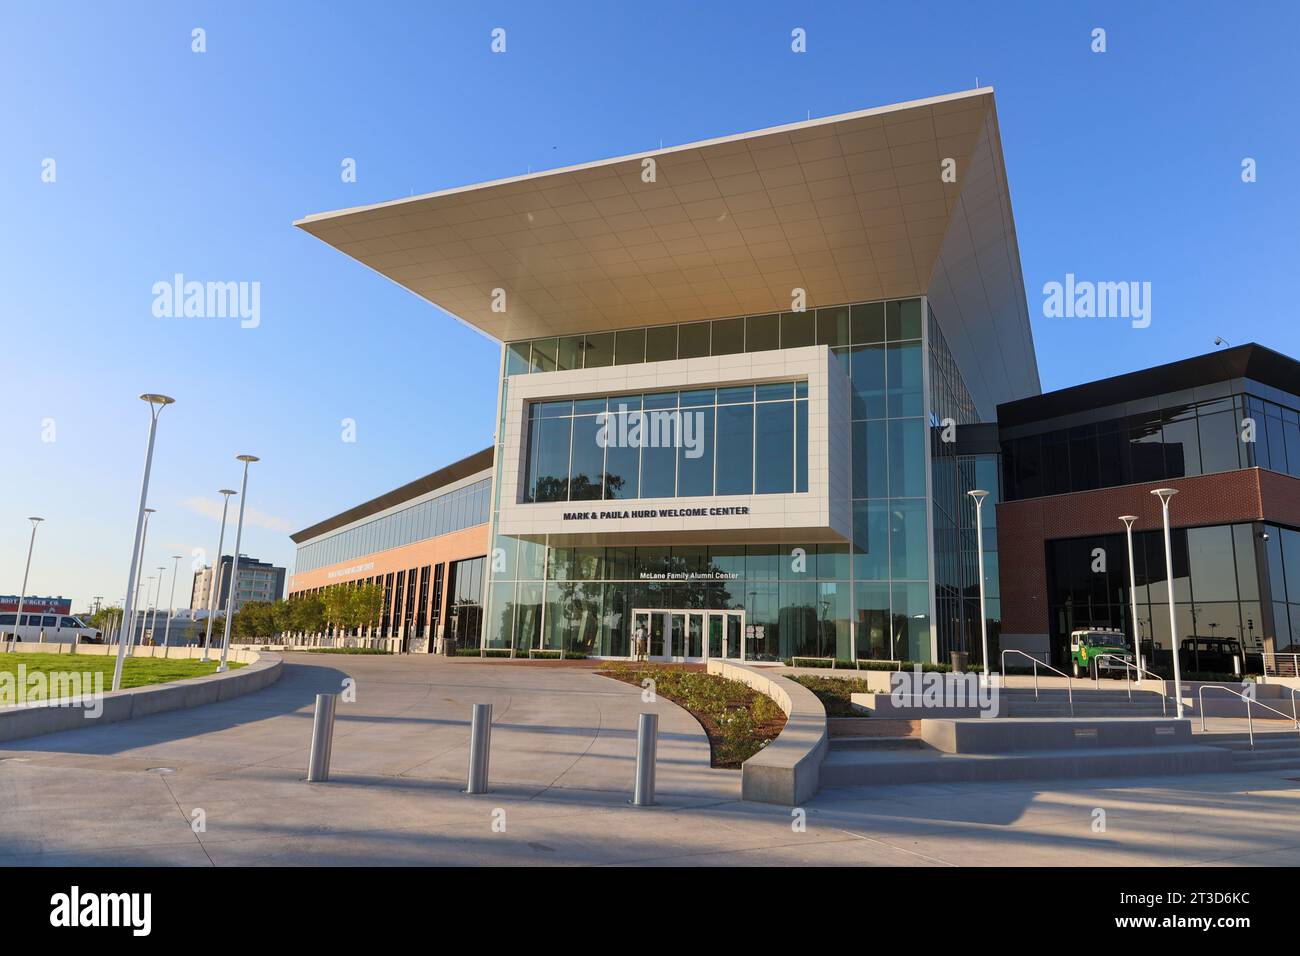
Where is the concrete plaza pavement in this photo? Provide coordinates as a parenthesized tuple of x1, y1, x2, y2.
(1, 653, 1299, 866)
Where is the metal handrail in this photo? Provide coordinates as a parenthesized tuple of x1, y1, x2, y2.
(1000, 649, 1074, 716)
(1198, 684, 1300, 750)
(1091, 654, 1170, 716)
(1263, 652, 1300, 677)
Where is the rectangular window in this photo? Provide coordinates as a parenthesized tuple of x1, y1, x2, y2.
(886, 341, 923, 417)
(528, 415, 573, 502)
(532, 338, 558, 372)
(754, 401, 794, 494)
(795, 399, 808, 493)
(780, 311, 815, 348)
(744, 313, 780, 352)
(569, 415, 605, 500)
(505, 342, 531, 375)
(715, 403, 754, 495)
(604, 412, 640, 499)
(640, 415, 678, 498)
(583, 332, 614, 368)
(711, 316, 744, 355)
(850, 344, 886, 420)
(816, 305, 850, 347)
(556, 335, 584, 371)
(677, 406, 715, 496)
(678, 322, 710, 358)
(851, 302, 885, 344)
(888, 418, 927, 498)
(645, 325, 677, 362)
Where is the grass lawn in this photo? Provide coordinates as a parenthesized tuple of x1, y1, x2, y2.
(596, 662, 786, 768)
(0, 653, 244, 695)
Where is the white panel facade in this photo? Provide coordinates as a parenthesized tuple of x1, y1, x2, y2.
(496, 345, 851, 546)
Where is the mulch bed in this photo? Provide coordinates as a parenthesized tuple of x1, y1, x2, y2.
(598, 667, 786, 769)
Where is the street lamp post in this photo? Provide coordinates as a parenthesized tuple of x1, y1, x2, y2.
(201, 490, 237, 662)
(218, 455, 259, 673)
(129, 576, 148, 647)
(146, 566, 165, 647)
(163, 554, 182, 648)
(1119, 515, 1143, 683)
(135, 575, 156, 654)
(1151, 488, 1185, 717)
(112, 394, 174, 692)
(967, 490, 990, 681)
(126, 507, 155, 652)
(9, 517, 44, 645)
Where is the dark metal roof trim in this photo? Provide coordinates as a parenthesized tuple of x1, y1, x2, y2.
(995, 343, 1298, 428)
(290, 446, 495, 543)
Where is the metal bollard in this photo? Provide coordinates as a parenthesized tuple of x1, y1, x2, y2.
(466, 703, 492, 794)
(306, 693, 338, 782)
(632, 712, 658, 806)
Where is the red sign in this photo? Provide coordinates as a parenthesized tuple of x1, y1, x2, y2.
(0, 596, 72, 614)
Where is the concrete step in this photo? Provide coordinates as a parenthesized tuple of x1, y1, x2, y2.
(1003, 704, 1168, 718)
(819, 744, 1232, 788)
(999, 689, 1167, 703)
(1208, 735, 1300, 753)
(1229, 754, 1300, 773)
(828, 735, 926, 752)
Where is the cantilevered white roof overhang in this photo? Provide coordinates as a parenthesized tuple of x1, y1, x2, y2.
(296, 88, 1039, 413)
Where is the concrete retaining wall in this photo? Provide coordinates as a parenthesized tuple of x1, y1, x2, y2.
(707, 659, 827, 806)
(921, 716, 1191, 754)
(0, 650, 281, 744)
(1, 642, 263, 661)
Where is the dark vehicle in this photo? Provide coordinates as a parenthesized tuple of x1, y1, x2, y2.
(1179, 637, 1245, 674)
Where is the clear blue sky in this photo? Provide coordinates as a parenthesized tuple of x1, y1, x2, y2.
(2, 1, 1296, 612)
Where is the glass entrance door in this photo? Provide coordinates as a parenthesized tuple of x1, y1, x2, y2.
(633, 609, 744, 662)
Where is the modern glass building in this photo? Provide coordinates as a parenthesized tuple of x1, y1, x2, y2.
(996, 343, 1300, 670)
(288, 448, 494, 653)
(293, 89, 1041, 664)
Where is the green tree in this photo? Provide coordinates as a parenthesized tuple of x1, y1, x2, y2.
(290, 594, 325, 635)
(348, 582, 384, 634)
(322, 585, 351, 637)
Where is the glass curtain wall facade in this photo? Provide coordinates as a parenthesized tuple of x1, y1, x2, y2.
(928, 309, 1000, 664)
(1265, 523, 1300, 652)
(1044, 522, 1269, 666)
(295, 478, 491, 574)
(481, 296, 963, 662)
(1002, 387, 1300, 502)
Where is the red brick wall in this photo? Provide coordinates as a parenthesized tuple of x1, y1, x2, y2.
(996, 468, 1300, 635)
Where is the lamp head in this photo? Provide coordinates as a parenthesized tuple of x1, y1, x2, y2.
(139, 393, 175, 406)
(219, 489, 237, 497)
(1119, 514, 1138, 527)
(236, 454, 260, 463)
(144, 507, 156, 514)
(1151, 487, 1178, 504)
(27, 516, 43, 524)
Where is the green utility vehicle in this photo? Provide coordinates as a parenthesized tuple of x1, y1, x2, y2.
(1069, 627, 1133, 677)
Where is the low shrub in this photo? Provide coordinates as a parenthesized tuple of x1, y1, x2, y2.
(299, 647, 392, 655)
(789, 674, 875, 717)
(596, 662, 786, 768)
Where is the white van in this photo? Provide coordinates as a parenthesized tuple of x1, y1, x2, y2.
(0, 613, 101, 645)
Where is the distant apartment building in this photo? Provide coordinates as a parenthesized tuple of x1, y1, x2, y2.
(190, 555, 286, 615)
